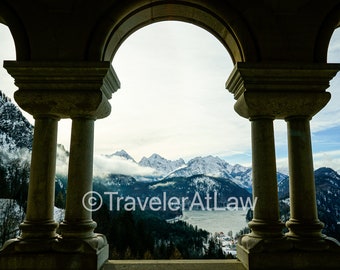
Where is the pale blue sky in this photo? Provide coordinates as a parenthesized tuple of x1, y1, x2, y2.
(1, 22, 340, 172)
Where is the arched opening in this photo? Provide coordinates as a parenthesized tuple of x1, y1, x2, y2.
(89, 21, 253, 259)
(0, 23, 28, 248)
(0, 24, 16, 99)
(98, 21, 250, 162)
(0, 2, 29, 61)
(88, 1, 258, 63)
(311, 27, 340, 169)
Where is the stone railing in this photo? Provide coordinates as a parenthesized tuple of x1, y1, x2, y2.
(103, 259, 246, 270)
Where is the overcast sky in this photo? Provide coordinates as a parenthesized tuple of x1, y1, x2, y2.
(1, 22, 340, 171)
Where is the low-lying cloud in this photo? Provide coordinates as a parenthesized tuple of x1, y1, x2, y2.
(56, 148, 157, 178)
(93, 154, 157, 178)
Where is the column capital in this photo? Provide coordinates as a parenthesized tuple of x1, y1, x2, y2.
(226, 62, 339, 119)
(226, 62, 340, 99)
(4, 61, 121, 119)
(233, 91, 331, 119)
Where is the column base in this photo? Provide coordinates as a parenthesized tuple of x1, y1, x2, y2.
(0, 234, 108, 270)
(237, 236, 340, 270)
(248, 219, 286, 239)
(286, 234, 340, 251)
(59, 220, 97, 239)
(286, 218, 322, 235)
(285, 218, 339, 250)
(239, 234, 292, 253)
(237, 242, 340, 270)
(19, 220, 59, 240)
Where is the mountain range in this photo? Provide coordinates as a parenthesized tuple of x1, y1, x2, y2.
(0, 91, 339, 240)
(105, 149, 288, 193)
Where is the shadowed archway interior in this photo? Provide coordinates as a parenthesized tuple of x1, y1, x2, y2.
(0, 1, 340, 270)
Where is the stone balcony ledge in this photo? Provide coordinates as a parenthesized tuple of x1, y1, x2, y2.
(103, 259, 245, 270)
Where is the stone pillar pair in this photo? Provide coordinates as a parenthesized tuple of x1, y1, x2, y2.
(21, 117, 97, 240)
(0, 61, 120, 269)
(226, 63, 340, 269)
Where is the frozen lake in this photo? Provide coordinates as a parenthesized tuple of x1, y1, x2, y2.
(181, 209, 248, 236)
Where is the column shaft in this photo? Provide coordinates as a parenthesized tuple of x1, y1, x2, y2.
(61, 117, 97, 238)
(286, 116, 324, 239)
(248, 117, 283, 238)
(20, 116, 59, 239)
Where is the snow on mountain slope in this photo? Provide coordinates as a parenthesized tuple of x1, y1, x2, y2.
(167, 155, 233, 178)
(107, 149, 136, 162)
(0, 91, 33, 151)
(139, 153, 186, 176)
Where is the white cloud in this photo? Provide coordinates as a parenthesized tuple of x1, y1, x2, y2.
(328, 28, 340, 63)
(55, 157, 69, 176)
(93, 155, 157, 178)
(312, 150, 340, 171)
(56, 147, 158, 178)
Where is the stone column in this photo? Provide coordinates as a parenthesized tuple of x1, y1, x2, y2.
(60, 117, 97, 239)
(226, 62, 340, 269)
(283, 90, 340, 255)
(248, 116, 283, 240)
(285, 116, 323, 240)
(19, 116, 59, 241)
(226, 64, 288, 254)
(0, 61, 120, 270)
(228, 93, 287, 253)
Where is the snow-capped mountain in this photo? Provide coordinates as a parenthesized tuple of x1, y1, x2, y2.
(100, 150, 288, 192)
(139, 153, 186, 176)
(102, 174, 137, 187)
(108, 150, 136, 162)
(230, 167, 252, 191)
(0, 91, 33, 151)
(164, 155, 255, 191)
(165, 155, 288, 192)
(167, 155, 233, 178)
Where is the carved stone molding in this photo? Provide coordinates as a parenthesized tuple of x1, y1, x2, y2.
(4, 61, 120, 119)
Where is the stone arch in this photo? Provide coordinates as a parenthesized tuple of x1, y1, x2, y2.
(87, 0, 259, 63)
(314, 3, 340, 63)
(0, 1, 30, 60)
